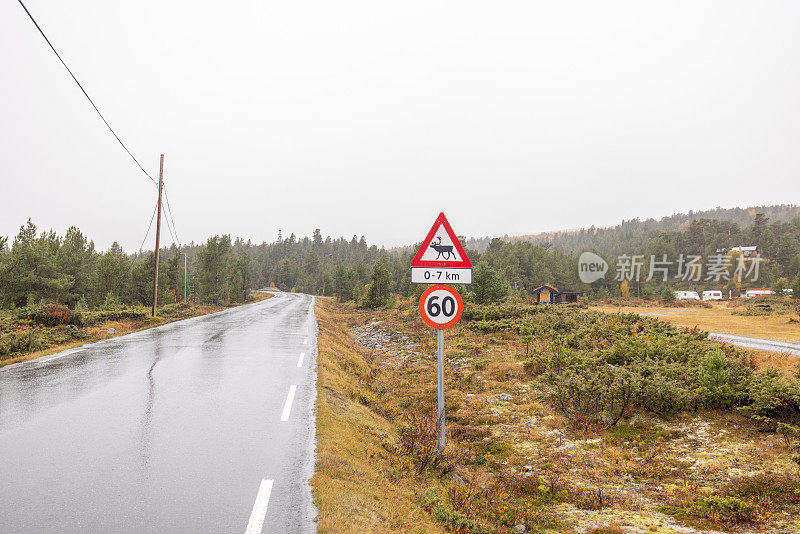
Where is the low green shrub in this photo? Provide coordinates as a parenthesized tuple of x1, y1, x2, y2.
(18, 302, 81, 327)
(418, 487, 491, 534)
(462, 304, 544, 323)
(431, 502, 486, 533)
(661, 496, 754, 525)
(0, 329, 44, 359)
(450, 424, 491, 443)
(418, 487, 440, 510)
(82, 307, 149, 325)
(740, 369, 800, 421)
(731, 298, 795, 317)
(472, 439, 513, 462)
(540, 348, 636, 430)
(462, 302, 800, 425)
(495, 473, 573, 505)
(603, 421, 681, 445)
(724, 472, 800, 505)
(776, 422, 800, 447)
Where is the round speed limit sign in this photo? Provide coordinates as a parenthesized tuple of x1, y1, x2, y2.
(419, 284, 463, 329)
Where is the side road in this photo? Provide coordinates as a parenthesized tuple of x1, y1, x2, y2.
(709, 332, 800, 356)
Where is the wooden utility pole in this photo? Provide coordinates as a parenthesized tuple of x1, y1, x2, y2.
(151, 154, 164, 317)
(183, 253, 187, 303)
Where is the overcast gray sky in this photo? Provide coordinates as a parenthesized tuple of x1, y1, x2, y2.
(2, 0, 799, 251)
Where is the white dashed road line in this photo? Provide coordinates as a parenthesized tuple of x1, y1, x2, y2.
(248, 305, 310, 530)
(280, 385, 297, 421)
(245, 479, 274, 534)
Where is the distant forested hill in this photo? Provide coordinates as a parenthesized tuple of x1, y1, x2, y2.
(465, 204, 800, 254)
(459, 204, 800, 298)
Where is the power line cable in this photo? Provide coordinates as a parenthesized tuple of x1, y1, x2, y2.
(15, 0, 157, 186)
(163, 185, 182, 247)
(163, 205, 178, 247)
(139, 200, 158, 252)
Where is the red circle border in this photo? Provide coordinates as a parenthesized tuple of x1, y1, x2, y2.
(418, 284, 463, 329)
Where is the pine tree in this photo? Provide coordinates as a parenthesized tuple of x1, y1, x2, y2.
(0, 220, 72, 307)
(228, 252, 251, 302)
(197, 235, 233, 305)
(332, 265, 353, 302)
(362, 259, 393, 308)
(472, 262, 509, 304)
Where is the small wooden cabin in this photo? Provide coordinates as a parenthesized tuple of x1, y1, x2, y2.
(532, 284, 583, 304)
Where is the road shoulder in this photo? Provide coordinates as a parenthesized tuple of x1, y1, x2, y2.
(311, 299, 444, 534)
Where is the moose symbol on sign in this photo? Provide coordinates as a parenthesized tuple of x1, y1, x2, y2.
(430, 236, 456, 260)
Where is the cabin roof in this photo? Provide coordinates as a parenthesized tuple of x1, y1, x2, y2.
(532, 284, 559, 294)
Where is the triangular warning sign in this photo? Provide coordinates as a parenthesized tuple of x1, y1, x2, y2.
(411, 213, 473, 268)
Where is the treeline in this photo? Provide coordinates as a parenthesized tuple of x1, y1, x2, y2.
(0, 220, 582, 311)
(181, 230, 411, 305)
(0, 220, 251, 310)
(0, 221, 403, 310)
(197, 231, 585, 307)
(2, 209, 799, 313)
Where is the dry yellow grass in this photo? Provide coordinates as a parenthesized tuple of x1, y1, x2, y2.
(592, 302, 800, 342)
(311, 299, 444, 534)
(749, 350, 800, 377)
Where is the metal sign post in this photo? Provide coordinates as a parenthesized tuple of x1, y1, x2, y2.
(436, 328, 445, 452)
(418, 284, 464, 454)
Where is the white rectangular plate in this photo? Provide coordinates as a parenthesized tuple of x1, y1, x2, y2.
(411, 267, 472, 284)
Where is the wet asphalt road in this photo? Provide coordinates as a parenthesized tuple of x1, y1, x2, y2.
(0, 292, 317, 533)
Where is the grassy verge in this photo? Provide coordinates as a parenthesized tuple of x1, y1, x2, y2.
(311, 299, 444, 533)
(0, 291, 273, 367)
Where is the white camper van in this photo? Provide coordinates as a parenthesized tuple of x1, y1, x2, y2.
(702, 290, 722, 301)
(675, 290, 700, 301)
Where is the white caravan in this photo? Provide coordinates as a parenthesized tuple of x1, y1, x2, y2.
(675, 290, 700, 300)
(702, 290, 722, 301)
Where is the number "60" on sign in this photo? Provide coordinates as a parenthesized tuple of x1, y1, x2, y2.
(418, 285, 463, 329)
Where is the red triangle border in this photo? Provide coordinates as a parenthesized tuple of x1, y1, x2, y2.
(410, 212, 473, 268)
